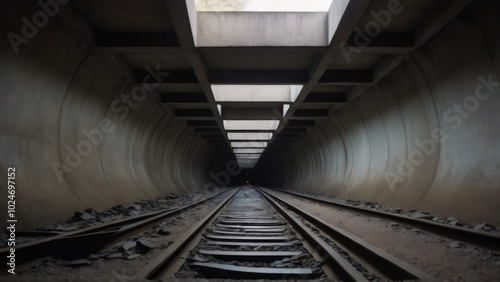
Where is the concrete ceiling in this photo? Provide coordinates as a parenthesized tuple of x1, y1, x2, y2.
(69, 0, 473, 165)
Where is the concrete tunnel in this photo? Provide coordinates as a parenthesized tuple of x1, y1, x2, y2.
(0, 0, 499, 233)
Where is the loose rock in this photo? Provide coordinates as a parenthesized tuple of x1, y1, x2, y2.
(84, 208, 98, 216)
(410, 212, 433, 219)
(96, 216, 111, 223)
(80, 212, 95, 222)
(388, 208, 402, 213)
(474, 223, 487, 230)
(120, 241, 136, 252)
(87, 254, 101, 260)
(432, 217, 447, 223)
(449, 241, 465, 248)
(107, 253, 124, 259)
(136, 239, 157, 253)
(68, 259, 91, 267)
(191, 255, 209, 262)
(127, 254, 141, 260)
(128, 204, 142, 211)
(157, 227, 170, 235)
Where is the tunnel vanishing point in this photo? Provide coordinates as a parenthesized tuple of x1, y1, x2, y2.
(0, 0, 499, 230)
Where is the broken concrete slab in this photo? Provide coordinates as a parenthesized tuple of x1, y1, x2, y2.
(80, 212, 96, 222)
(191, 255, 210, 262)
(410, 212, 433, 219)
(107, 253, 125, 259)
(128, 204, 142, 210)
(388, 208, 402, 213)
(68, 259, 91, 267)
(127, 254, 141, 260)
(448, 220, 462, 226)
(87, 254, 101, 260)
(157, 227, 170, 235)
(120, 241, 136, 252)
(84, 208, 98, 216)
(483, 225, 494, 231)
(449, 241, 465, 248)
(474, 223, 487, 230)
(96, 216, 112, 223)
(136, 239, 157, 253)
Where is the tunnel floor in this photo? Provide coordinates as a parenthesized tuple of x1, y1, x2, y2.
(1, 186, 499, 281)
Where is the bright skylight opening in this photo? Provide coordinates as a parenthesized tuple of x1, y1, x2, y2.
(231, 141, 267, 148)
(234, 148, 265, 154)
(212, 85, 303, 102)
(192, 0, 338, 47)
(228, 132, 273, 140)
(283, 104, 291, 117)
(224, 120, 279, 131)
(195, 0, 333, 12)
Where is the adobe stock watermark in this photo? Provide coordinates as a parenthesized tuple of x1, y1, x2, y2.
(51, 65, 169, 182)
(340, 0, 404, 64)
(385, 73, 499, 191)
(7, 0, 71, 54)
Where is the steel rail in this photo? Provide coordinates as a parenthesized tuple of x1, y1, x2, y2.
(257, 187, 437, 282)
(0, 188, 232, 270)
(134, 188, 239, 280)
(264, 187, 500, 252)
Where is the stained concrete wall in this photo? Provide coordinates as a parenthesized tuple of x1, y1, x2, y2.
(0, 2, 226, 228)
(196, 11, 329, 47)
(193, 0, 351, 47)
(259, 0, 500, 224)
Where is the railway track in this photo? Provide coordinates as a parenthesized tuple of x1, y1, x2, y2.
(262, 187, 500, 252)
(137, 186, 436, 281)
(0, 188, 232, 271)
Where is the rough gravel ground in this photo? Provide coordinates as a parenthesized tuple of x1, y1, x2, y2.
(0, 189, 230, 281)
(3, 187, 499, 281)
(263, 189, 500, 282)
(176, 187, 325, 280)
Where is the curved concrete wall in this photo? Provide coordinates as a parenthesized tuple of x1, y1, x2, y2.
(1, 0, 499, 228)
(0, 3, 226, 228)
(259, 0, 500, 224)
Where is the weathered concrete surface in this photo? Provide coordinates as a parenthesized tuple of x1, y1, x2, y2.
(196, 11, 329, 46)
(194, 0, 350, 46)
(1, 0, 499, 229)
(259, 0, 500, 224)
(0, 2, 226, 228)
(212, 85, 301, 102)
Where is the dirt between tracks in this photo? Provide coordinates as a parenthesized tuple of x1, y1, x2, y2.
(1, 190, 230, 281)
(264, 189, 500, 282)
